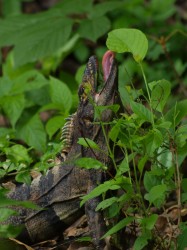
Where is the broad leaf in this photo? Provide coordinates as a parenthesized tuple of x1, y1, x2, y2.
(15, 171, 31, 185)
(49, 77, 72, 112)
(134, 234, 149, 250)
(144, 184, 167, 207)
(143, 171, 161, 192)
(165, 100, 187, 126)
(16, 114, 46, 152)
(90, 1, 123, 18)
(150, 80, 171, 112)
(0, 76, 13, 97)
(106, 28, 148, 62)
(79, 16, 110, 42)
(141, 214, 158, 230)
(131, 101, 153, 123)
(1, 94, 25, 128)
(46, 115, 65, 139)
(54, 0, 92, 15)
(12, 70, 48, 93)
(142, 129, 163, 156)
(0, 13, 73, 66)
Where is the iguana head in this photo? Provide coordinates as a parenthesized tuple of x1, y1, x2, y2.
(77, 50, 118, 127)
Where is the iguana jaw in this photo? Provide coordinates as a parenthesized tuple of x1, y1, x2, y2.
(78, 50, 117, 105)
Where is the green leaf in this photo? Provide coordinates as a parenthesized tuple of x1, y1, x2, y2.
(181, 193, 187, 203)
(1, 94, 25, 127)
(12, 70, 48, 93)
(138, 155, 148, 174)
(0, 127, 14, 139)
(15, 171, 31, 185)
(106, 28, 148, 62)
(144, 184, 167, 207)
(78, 138, 100, 150)
(150, 80, 171, 112)
(0, 196, 40, 210)
(134, 235, 149, 250)
(143, 171, 161, 192)
(90, 1, 123, 18)
(0, 169, 6, 178)
(76, 157, 106, 170)
(177, 227, 187, 250)
(77, 236, 92, 242)
(176, 125, 187, 148)
(5, 145, 32, 163)
(181, 178, 187, 192)
(0, 224, 23, 238)
(16, 114, 46, 152)
(117, 157, 130, 175)
(2, 0, 21, 17)
(0, 208, 18, 222)
(54, 0, 92, 15)
(26, 85, 50, 106)
(109, 119, 122, 142)
(165, 100, 187, 126)
(131, 101, 153, 123)
(142, 129, 163, 156)
(79, 16, 110, 42)
(15, 16, 72, 66)
(0, 13, 73, 66)
(80, 179, 122, 207)
(102, 217, 134, 238)
(75, 64, 86, 84)
(49, 77, 72, 112)
(157, 148, 173, 169)
(96, 197, 118, 211)
(141, 214, 158, 230)
(0, 76, 13, 97)
(46, 115, 65, 139)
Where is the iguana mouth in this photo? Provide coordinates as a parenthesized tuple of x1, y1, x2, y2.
(79, 50, 117, 105)
(102, 50, 115, 82)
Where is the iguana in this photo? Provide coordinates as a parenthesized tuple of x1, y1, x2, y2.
(2, 50, 119, 249)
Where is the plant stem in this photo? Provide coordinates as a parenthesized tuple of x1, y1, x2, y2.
(139, 62, 155, 127)
(100, 121, 117, 171)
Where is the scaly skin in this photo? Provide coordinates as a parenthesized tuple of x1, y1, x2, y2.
(3, 50, 119, 249)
